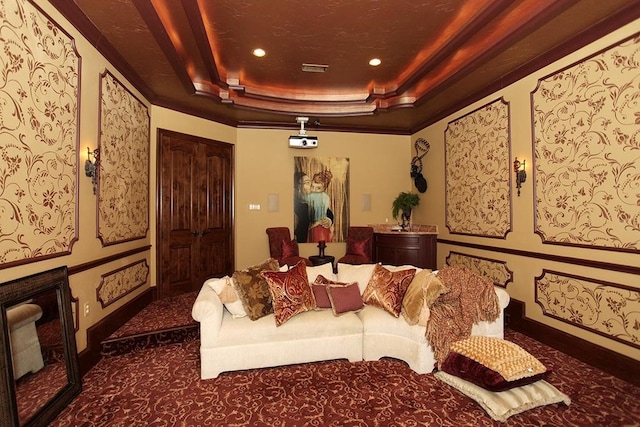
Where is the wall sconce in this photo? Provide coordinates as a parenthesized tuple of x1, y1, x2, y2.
(513, 157, 526, 197)
(84, 147, 100, 194)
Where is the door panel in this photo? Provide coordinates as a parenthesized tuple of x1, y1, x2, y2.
(159, 130, 233, 298)
(199, 142, 233, 281)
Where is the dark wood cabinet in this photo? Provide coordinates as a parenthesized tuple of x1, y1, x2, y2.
(373, 232, 437, 270)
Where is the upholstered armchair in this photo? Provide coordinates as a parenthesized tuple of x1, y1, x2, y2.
(266, 227, 312, 267)
(337, 226, 374, 265)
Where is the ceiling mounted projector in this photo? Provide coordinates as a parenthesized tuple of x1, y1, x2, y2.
(289, 117, 318, 148)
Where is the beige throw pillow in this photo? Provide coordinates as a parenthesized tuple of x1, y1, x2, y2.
(401, 270, 430, 325)
(207, 276, 247, 318)
(401, 270, 446, 325)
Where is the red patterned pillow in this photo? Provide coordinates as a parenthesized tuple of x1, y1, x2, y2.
(327, 282, 363, 315)
(281, 239, 299, 258)
(346, 236, 369, 257)
(362, 264, 416, 317)
(262, 260, 316, 326)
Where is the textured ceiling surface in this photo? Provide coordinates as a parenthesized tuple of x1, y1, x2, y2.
(52, 0, 640, 133)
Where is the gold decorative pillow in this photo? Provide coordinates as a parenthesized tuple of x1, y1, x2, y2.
(449, 336, 547, 381)
(424, 273, 448, 307)
(262, 260, 317, 326)
(232, 258, 280, 320)
(362, 264, 416, 317)
(401, 270, 434, 325)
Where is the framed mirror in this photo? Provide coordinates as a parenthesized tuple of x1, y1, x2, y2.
(0, 266, 81, 426)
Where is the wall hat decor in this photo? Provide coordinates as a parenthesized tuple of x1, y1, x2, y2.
(411, 138, 430, 193)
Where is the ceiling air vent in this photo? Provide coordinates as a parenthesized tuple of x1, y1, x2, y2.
(302, 63, 328, 73)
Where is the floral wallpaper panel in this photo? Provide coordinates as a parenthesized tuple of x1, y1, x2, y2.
(97, 259, 149, 308)
(445, 98, 511, 238)
(0, 0, 80, 268)
(536, 270, 639, 349)
(445, 251, 512, 288)
(532, 34, 640, 252)
(97, 71, 150, 246)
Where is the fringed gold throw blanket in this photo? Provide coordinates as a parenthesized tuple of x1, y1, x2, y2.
(426, 266, 500, 367)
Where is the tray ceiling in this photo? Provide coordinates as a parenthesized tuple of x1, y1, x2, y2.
(50, 0, 640, 134)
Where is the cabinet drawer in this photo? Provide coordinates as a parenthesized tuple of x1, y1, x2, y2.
(375, 234, 421, 247)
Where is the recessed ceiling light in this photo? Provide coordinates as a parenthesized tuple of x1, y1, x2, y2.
(369, 58, 381, 66)
(252, 48, 266, 57)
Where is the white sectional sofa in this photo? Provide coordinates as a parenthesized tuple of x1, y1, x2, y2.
(192, 261, 510, 380)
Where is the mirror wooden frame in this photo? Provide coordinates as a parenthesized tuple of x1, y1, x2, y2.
(0, 266, 81, 426)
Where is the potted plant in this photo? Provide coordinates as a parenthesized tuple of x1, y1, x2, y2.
(391, 192, 420, 230)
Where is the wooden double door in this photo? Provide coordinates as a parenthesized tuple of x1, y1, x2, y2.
(158, 129, 234, 298)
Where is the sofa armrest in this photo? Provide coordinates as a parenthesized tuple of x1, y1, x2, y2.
(494, 286, 510, 310)
(192, 281, 224, 325)
(7, 304, 43, 331)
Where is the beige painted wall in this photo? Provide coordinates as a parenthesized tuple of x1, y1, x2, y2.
(234, 129, 412, 268)
(4, 0, 414, 353)
(5, 0, 637, 363)
(412, 19, 640, 361)
(1, 0, 156, 352)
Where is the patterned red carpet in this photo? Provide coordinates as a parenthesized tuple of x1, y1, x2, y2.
(100, 291, 199, 357)
(52, 328, 640, 426)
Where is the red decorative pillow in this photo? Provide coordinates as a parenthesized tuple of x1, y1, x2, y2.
(362, 264, 416, 317)
(261, 260, 316, 326)
(327, 282, 364, 315)
(281, 239, 299, 259)
(312, 283, 332, 309)
(312, 275, 338, 309)
(440, 352, 550, 392)
(346, 236, 369, 257)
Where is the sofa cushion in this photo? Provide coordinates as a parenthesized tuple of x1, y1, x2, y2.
(217, 309, 363, 346)
(306, 263, 336, 283)
(362, 264, 416, 317)
(262, 261, 317, 326)
(327, 282, 364, 315)
(232, 258, 280, 320)
(206, 276, 247, 318)
(357, 305, 428, 344)
(337, 263, 376, 294)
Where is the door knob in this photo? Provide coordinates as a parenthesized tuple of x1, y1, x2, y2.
(191, 231, 199, 236)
